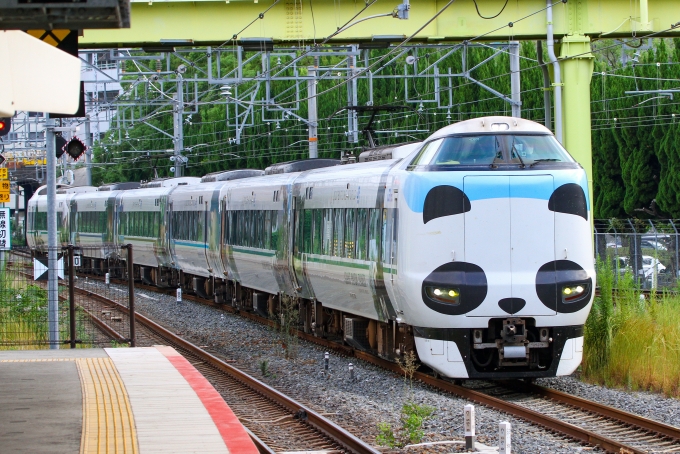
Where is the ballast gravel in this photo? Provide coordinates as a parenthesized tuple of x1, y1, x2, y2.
(85, 279, 680, 453)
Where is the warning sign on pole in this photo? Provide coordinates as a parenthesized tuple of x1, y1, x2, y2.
(0, 207, 11, 249)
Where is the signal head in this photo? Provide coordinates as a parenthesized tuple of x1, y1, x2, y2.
(0, 118, 11, 137)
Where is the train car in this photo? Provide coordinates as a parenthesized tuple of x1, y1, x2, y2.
(27, 116, 593, 380)
(200, 169, 265, 286)
(70, 182, 140, 273)
(26, 185, 97, 251)
(167, 170, 265, 297)
(394, 117, 593, 378)
(116, 177, 200, 284)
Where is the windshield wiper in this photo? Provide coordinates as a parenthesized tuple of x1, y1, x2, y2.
(529, 158, 560, 168)
(510, 137, 525, 168)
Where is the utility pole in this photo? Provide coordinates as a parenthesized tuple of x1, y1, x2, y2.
(509, 41, 521, 118)
(45, 116, 59, 349)
(347, 47, 359, 144)
(307, 66, 318, 159)
(173, 77, 185, 177)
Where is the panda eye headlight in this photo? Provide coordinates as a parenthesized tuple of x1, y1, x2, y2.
(426, 287, 460, 305)
(562, 283, 589, 303)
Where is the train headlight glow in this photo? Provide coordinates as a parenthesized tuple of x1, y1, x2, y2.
(562, 284, 588, 302)
(426, 287, 460, 305)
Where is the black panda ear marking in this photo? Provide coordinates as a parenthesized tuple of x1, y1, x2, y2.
(548, 183, 588, 220)
(423, 185, 471, 224)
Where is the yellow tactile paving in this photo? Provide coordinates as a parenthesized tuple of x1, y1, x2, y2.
(76, 357, 139, 454)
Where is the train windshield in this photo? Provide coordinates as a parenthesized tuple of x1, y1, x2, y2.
(409, 134, 574, 168)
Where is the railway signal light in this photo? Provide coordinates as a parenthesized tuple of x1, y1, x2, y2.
(65, 136, 87, 160)
(55, 135, 67, 158)
(0, 118, 11, 137)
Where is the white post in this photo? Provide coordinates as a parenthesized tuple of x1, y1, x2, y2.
(176, 287, 182, 302)
(499, 421, 511, 454)
(464, 404, 475, 451)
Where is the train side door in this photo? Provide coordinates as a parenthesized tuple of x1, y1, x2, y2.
(291, 200, 313, 298)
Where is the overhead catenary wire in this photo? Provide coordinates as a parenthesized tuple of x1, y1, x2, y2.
(86, 4, 680, 174)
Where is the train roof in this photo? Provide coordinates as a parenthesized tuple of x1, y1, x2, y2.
(264, 158, 340, 175)
(200, 169, 264, 183)
(139, 177, 201, 188)
(98, 182, 141, 191)
(54, 185, 98, 195)
(358, 141, 422, 163)
(429, 116, 553, 140)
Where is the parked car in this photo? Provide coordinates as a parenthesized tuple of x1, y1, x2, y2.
(606, 239, 623, 249)
(612, 256, 666, 278)
(640, 239, 667, 251)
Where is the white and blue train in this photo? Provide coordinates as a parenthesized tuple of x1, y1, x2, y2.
(27, 116, 594, 379)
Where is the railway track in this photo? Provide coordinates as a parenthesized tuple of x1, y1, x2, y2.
(14, 265, 377, 454)
(122, 279, 680, 454)
(16, 249, 680, 453)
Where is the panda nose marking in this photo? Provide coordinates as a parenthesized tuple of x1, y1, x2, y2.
(498, 298, 526, 314)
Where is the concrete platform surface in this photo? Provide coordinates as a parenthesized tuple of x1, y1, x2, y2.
(0, 346, 259, 454)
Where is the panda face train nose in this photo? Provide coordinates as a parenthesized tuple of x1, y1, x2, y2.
(498, 297, 526, 314)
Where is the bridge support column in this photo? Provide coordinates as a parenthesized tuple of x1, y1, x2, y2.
(559, 34, 594, 205)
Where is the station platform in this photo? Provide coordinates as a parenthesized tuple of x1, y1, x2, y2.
(0, 346, 259, 454)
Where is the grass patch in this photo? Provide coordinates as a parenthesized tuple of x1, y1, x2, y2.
(582, 260, 680, 396)
(0, 259, 97, 350)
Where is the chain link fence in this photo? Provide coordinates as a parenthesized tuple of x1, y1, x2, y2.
(0, 245, 135, 349)
(595, 219, 680, 290)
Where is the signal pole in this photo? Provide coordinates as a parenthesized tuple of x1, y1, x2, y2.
(45, 116, 59, 349)
(307, 66, 318, 159)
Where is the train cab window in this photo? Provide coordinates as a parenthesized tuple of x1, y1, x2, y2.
(356, 209, 368, 261)
(410, 134, 574, 167)
(506, 135, 573, 165)
(312, 210, 322, 255)
(344, 208, 356, 259)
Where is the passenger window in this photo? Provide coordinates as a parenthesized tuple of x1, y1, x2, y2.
(333, 209, 344, 257)
(303, 210, 313, 254)
(271, 210, 279, 250)
(264, 211, 271, 249)
(312, 210, 322, 255)
(322, 209, 333, 256)
(356, 209, 368, 260)
(381, 209, 389, 263)
(344, 209, 356, 259)
(368, 209, 381, 262)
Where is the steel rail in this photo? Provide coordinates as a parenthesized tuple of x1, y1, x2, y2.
(59, 266, 676, 454)
(74, 286, 380, 454)
(527, 383, 680, 441)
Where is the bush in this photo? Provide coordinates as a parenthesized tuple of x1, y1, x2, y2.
(582, 260, 680, 396)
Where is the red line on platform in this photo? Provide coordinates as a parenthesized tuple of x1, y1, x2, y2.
(156, 346, 258, 454)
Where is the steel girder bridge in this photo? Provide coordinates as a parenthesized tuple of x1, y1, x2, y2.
(77, 0, 680, 203)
